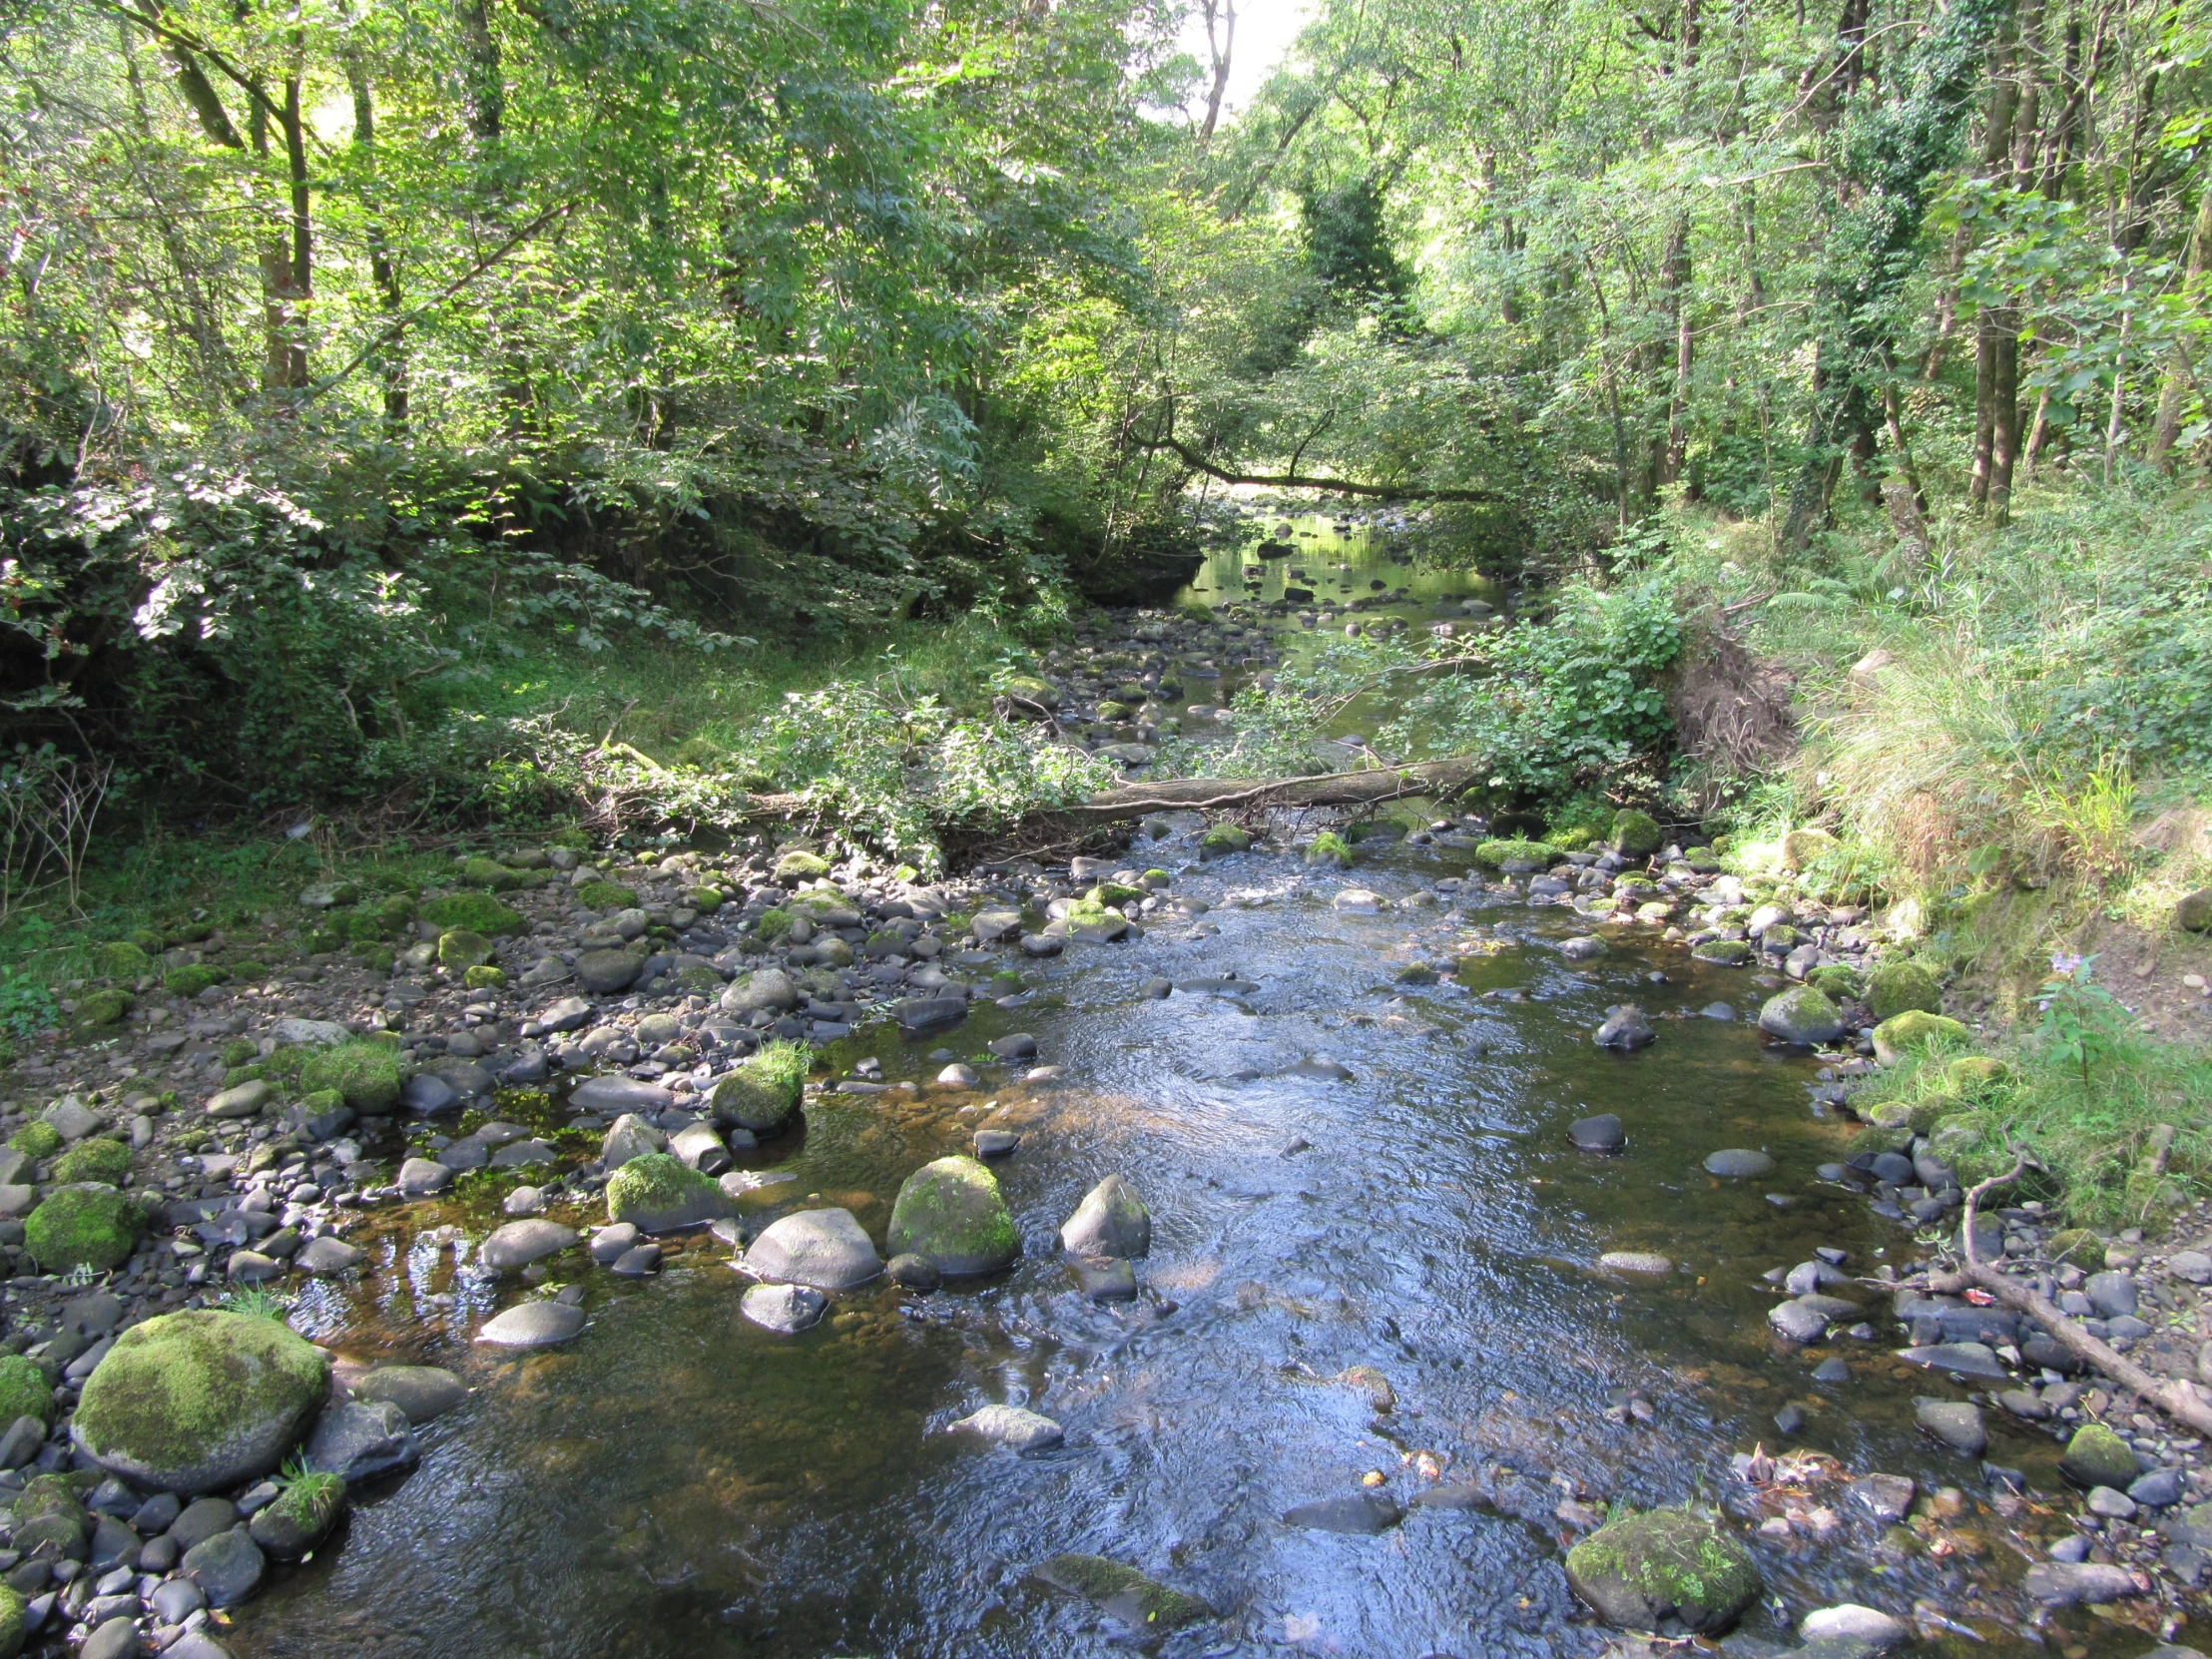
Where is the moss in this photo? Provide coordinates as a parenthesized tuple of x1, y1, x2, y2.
(71, 1309, 327, 1492)
(1846, 1124, 1913, 1157)
(436, 929, 494, 969)
(605, 1152, 725, 1226)
(23, 1185, 140, 1272)
(2058, 1421, 2139, 1488)
(464, 964, 507, 989)
(709, 1040, 811, 1133)
(51, 1138, 130, 1186)
(1032, 1553, 1211, 1629)
(457, 856, 520, 892)
(229, 959, 270, 982)
(93, 940, 151, 981)
(297, 1040, 403, 1112)
(1473, 838, 1560, 868)
(1086, 881, 1148, 907)
(1306, 831, 1353, 869)
(773, 850, 831, 882)
(681, 885, 725, 910)
(297, 1088, 344, 1116)
(259, 1468, 345, 1551)
(1198, 824, 1251, 856)
(361, 946, 396, 974)
(1807, 962, 1865, 1001)
(886, 1155, 1018, 1275)
(1564, 1507, 1759, 1633)
(418, 891, 526, 937)
(7, 1123, 60, 1160)
(1872, 1009, 1969, 1064)
(1946, 1055, 2009, 1091)
(2046, 1228, 2106, 1270)
(1869, 960, 1943, 1021)
(72, 989, 132, 1028)
(1609, 809, 1663, 856)
(0, 1580, 21, 1656)
(575, 880, 639, 911)
(0, 1355, 53, 1426)
(164, 964, 227, 997)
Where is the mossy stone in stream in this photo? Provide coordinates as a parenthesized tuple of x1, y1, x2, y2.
(574, 880, 639, 912)
(1868, 960, 1942, 1021)
(1563, 1507, 1759, 1633)
(1306, 831, 1353, 869)
(1807, 962, 1865, 1001)
(2059, 1422, 2139, 1489)
(2046, 1228, 2106, 1270)
(0, 1356, 52, 1426)
(436, 929, 494, 970)
(605, 1151, 736, 1233)
(1031, 1553, 1211, 1630)
(297, 1040, 403, 1113)
(72, 1309, 328, 1493)
(886, 1155, 1018, 1276)
(417, 891, 526, 937)
(24, 1185, 140, 1273)
(1608, 809, 1663, 856)
(1474, 838, 1560, 869)
(774, 850, 830, 882)
(1872, 1009, 1969, 1065)
(51, 1137, 130, 1186)
(1086, 881, 1147, 907)
(709, 1040, 809, 1134)
(0, 1583, 22, 1657)
(1199, 824, 1251, 857)
(249, 1469, 346, 1559)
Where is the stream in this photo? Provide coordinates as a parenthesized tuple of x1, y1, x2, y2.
(223, 519, 2136, 1659)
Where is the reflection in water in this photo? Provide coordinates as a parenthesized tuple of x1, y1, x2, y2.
(235, 838, 2119, 1658)
(1179, 513, 1503, 610)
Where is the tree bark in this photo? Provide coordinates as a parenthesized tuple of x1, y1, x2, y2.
(346, 55, 408, 431)
(1658, 216, 1693, 489)
(2149, 183, 2212, 469)
(1198, 0, 1236, 143)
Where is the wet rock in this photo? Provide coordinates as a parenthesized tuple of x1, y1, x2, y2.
(1019, 933, 1063, 958)
(397, 1157, 452, 1196)
(1332, 888, 1383, 913)
(950, 1403, 1063, 1452)
(886, 1253, 941, 1291)
(1059, 1175, 1150, 1259)
(987, 1033, 1038, 1060)
(1563, 1506, 1759, 1633)
(1812, 1357, 1850, 1383)
(295, 1235, 362, 1275)
(612, 1244, 660, 1276)
(248, 1472, 345, 1560)
(1758, 985, 1845, 1046)
(1571, 1114, 1625, 1152)
(1030, 1553, 1211, 1630)
(305, 1399, 416, 1484)
(169, 1497, 239, 1553)
(478, 1220, 577, 1271)
(2088, 1485, 2138, 1518)
(605, 1151, 737, 1234)
(1915, 1399, 1986, 1454)
(82, 1616, 140, 1659)
(886, 1156, 1018, 1276)
(1594, 1005, 1656, 1051)
(741, 1283, 827, 1334)
(353, 1366, 467, 1423)
(2130, 1466, 2184, 1507)
(973, 1130, 1020, 1158)
(935, 1063, 981, 1087)
(668, 1123, 732, 1176)
(1599, 1252, 1672, 1276)
(1283, 1055, 1354, 1081)
(503, 1186, 548, 1216)
(402, 1072, 460, 1115)
(2022, 1560, 2145, 1604)
(742, 1208, 882, 1291)
(1561, 936, 1607, 962)
(1704, 1149, 1774, 1178)
(575, 1077, 676, 1118)
(1283, 1493, 1402, 1534)
(181, 1526, 265, 1607)
(896, 996, 969, 1033)
(2060, 1421, 2140, 1489)
(475, 1301, 585, 1348)
(721, 967, 798, 1016)
(589, 1223, 640, 1264)
(1800, 1605, 1911, 1650)
(1770, 1298, 1852, 1343)
(1071, 1255, 1137, 1301)
(1848, 1473, 1915, 1523)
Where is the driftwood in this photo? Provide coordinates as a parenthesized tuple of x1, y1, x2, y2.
(1922, 1150, 2212, 1437)
(1060, 757, 1482, 823)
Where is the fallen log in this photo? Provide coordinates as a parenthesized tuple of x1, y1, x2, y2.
(1061, 757, 1482, 823)
(1921, 1149, 2212, 1437)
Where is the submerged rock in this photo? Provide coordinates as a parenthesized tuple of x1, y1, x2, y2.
(1593, 1005, 1656, 1051)
(475, 1301, 585, 1348)
(1283, 1492, 1401, 1534)
(950, 1403, 1063, 1451)
(741, 1283, 827, 1334)
(1570, 1114, 1625, 1152)
(1030, 1553, 1211, 1629)
(1563, 1507, 1759, 1633)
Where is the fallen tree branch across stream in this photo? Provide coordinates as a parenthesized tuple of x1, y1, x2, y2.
(1058, 756, 1483, 823)
(1920, 1147, 2212, 1438)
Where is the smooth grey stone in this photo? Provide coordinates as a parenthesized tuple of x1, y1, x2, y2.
(668, 1123, 731, 1176)
(396, 1157, 451, 1196)
(950, 1403, 1063, 1451)
(2086, 1270, 2138, 1318)
(478, 1219, 577, 1271)
(986, 1032, 1038, 1059)
(1018, 933, 1063, 957)
(354, 1366, 467, 1423)
(0, 1415, 43, 1470)
(1785, 1259, 1851, 1295)
(895, 996, 968, 1032)
(130, 1491, 182, 1534)
(169, 1498, 239, 1553)
(1770, 1299, 1837, 1343)
(1284, 1055, 1354, 1081)
(306, 1399, 416, 1484)
(611, 1244, 660, 1276)
(589, 1223, 641, 1264)
(1896, 1342, 2011, 1380)
(743, 1209, 881, 1291)
(1137, 976, 1174, 998)
(1059, 1175, 1150, 1259)
(150, 1575, 205, 1622)
(402, 1073, 459, 1115)
(741, 1283, 827, 1334)
(436, 1137, 490, 1171)
(973, 1130, 1020, 1158)
(935, 1063, 981, 1087)
(2131, 1466, 2185, 1507)
(1849, 1473, 1915, 1522)
(476, 1301, 586, 1347)
(1705, 1148, 1774, 1177)
(163, 1636, 236, 1659)
(295, 1234, 363, 1275)
(1800, 1605, 1912, 1650)
(574, 1077, 675, 1117)
(81, 1616, 140, 1659)
(2021, 1560, 2145, 1604)
(181, 1526, 265, 1607)
(1915, 1398, 1987, 1454)
(1282, 1493, 1402, 1534)
(599, 1113, 667, 1169)
(1700, 1002, 1736, 1020)
(886, 1253, 940, 1291)
(1569, 1114, 1624, 1152)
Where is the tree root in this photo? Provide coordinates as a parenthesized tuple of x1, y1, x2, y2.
(1920, 1148, 2212, 1437)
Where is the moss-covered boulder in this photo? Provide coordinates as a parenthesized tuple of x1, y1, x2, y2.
(1474, 838, 1560, 869)
(1609, 809, 1663, 856)
(435, 929, 494, 970)
(1306, 831, 1353, 869)
(7, 1122, 59, 1160)
(164, 964, 227, 998)
(456, 856, 520, 892)
(1564, 1507, 1760, 1633)
(773, 849, 830, 883)
(605, 1152, 736, 1234)
(2058, 1421, 2139, 1490)
(72, 1309, 328, 1494)
(1868, 960, 1943, 1022)
(0, 1355, 53, 1426)
(1872, 1009, 1970, 1066)
(1198, 823, 1251, 858)
(249, 1469, 346, 1559)
(575, 880, 639, 911)
(1031, 1553, 1211, 1630)
(1946, 1055, 2009, 1091)
(10, 1473, 88, 1560)
(886, 1155, 1018, 1277)
(72, 989, 132, 1028)
(708, 1041, 808, 1134)
(1001, 675, 1060, 709)
(24, 1185, 140, 1273)
(417, 891, 526, 937)
(1757, 985, 1845, 1046)
(0, 1581, 22, 1656)
(463, 964, 507, 990)
(51, 1137, 130, 1187)
(297, 1039, 403, 1113)
(93, 940, 152, 981)
(1806, 962, 1865, 1002)
(2046, 1228, 2106, 1270)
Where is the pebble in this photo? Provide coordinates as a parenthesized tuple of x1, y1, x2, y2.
(1915, 1399, 1987, 1454)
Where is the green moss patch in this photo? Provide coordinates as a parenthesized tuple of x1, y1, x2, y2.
(0, 1355, 53, 1426)
(7, 1122, 60, 1160)
(1198, 824, 1251, 856)
(1563, 1506, 1759, 1633)
(24, 1185, 141, 1273)
(709, 1040, 811, 1133)
(93, 941, 151, 981)
(1473, 838, 1560, 868)
(1608, 809, 1662, 855)
(575, 880, 639, 911)
(164, 964, 227, 998)
(1031, 1553, 1211, 1629)
(417, 891, 526, 937)
(1869, 960, 1943, 1022)
(1306, 831, 1353, 869)
(51, 1138, 131, 1186)
(72, 989, 132, 1028)
(297, 1041, 403, 1112)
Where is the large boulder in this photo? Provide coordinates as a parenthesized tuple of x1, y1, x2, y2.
(72, 1311, 327, 1494)
(886, 1156, 1018, 1277)
(1868, 960, 1943, 1022)
(708, 1040, 808, 1134)
(573, 948, 643, 995)
(605, 1152, 736, 1234)
(743, 1209, 881, 1291)
(23, 1185, 140, 1274)
(1564, 1507, 1759, 1633)
(1609, 809, 1662, 856)
(1059, 1176, 1150, 1259)
(304, 1399, 417, 1484)
(1758, 985, 1845, 1046)
(1872, 1009, 1970, 1065)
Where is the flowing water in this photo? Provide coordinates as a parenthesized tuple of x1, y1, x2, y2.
(227, 537, 2146, 1659)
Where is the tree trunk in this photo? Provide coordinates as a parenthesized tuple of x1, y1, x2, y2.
(1968, 43, 2018, 508)
(346, 56, 408, 431)
(1198, 0, 1236, 143)
(1658, 216, 1693, 489)
(2149, 184, 2212, 468)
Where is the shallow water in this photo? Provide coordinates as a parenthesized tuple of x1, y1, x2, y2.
(1179, 512, 1503, 612)
(229, 830, 2155, 1659)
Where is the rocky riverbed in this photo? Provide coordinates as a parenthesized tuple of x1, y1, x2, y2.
(1, 595, 2207, 1659)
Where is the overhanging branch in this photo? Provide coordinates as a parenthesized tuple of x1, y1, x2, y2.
(1132, 434, 1503, 504)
